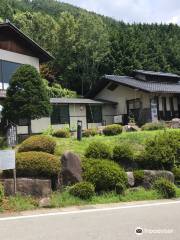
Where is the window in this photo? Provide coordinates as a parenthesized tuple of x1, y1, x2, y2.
(169, 97, 174, 115)
(0, 60, 21, 89)
(51, 104, 69, 124)
(86, 105, 102, 123)
(18, 119, 29, 126)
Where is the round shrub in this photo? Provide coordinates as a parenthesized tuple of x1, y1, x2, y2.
(172, 167, 180, 182)
(115, 182, 126, 195)
(103, 124, 122, 136)
(141, 122, 166, 131)
(53, 129, 70, 138)
(153, 178, 176, 199)
(113, 144, 134, 168)
(83, 128, 98, 137)
(18, 135, 56, 154)
(0, 183, 4, 205)
(133, 170, 144, 186)
(142, 132, 178, 170)
(85, 141, 111, 159)
(69, 181, 95, 199)
(82, 158, 128, 192)
(15, 151, 60, 178)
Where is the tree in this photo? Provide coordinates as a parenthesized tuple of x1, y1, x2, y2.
(2, 65, 51, 134)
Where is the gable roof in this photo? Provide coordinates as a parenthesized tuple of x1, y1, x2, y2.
(87, 74, 180, 97)
(134, 70, 180, 79)
(0, 22, 54, 63)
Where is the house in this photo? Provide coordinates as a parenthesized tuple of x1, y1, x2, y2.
(87, 70, 180, 125)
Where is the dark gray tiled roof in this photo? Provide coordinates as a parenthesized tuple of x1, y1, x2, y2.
(104, 75, 180, 93)
(134, 70, 180, 78)
(50, 98, 104, 104)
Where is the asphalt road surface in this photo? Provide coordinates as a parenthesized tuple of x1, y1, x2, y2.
(0, 200, 180, 240)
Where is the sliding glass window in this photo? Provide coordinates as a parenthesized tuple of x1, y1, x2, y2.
(0, 60, 21, 89)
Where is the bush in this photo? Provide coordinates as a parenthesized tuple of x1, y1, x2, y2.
(103, 124, 122, 136)
(83, 128, 98, 137)
(113, 144, 134, 168)
(14, 152, 60, 178)
(172, 167, 180, 182)
(18, 135, 56, 154)
(52, 128, 70, 138)
(153, 178, 176, 198)
(85, 141, 111, 159)
(142, 132, 178, 170)
(141, 122, 166, 131)
(0, 183, 4, 205)
(69, 182, 95, 199)
(82, 158, 128, 192)
(133, 170, 144, 185)
(115, 182, 126, 195)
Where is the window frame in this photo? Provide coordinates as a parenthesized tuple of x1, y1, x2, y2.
(50, 104, 70, 125)
(86, 104, 102, 123)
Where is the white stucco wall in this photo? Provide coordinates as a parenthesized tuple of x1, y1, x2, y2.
(69, 104, 87, 130)
(0, 49, 39, 70)
(95, 84, 151, 115)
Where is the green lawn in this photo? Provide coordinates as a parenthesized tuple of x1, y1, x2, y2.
(54, 129, 180, 156)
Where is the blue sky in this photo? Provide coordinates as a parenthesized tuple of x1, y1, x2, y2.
(61, 0, 180, 24)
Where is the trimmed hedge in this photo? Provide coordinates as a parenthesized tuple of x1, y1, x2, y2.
(52, 129, 70, 138)
(140, 132, 179, 170)
(15, 151, 60, 178)
(85, 141, 111, 159)
(141, 122, 166, 131)
(115, 182, 126, 195)
(153, 178, 176, 198)
(18, 135, 56, 154)
(82, 158, 128, 192)
(113, 144, 134, 168)
(83, 128, 98, 137)
(103, 124, 122, 136)
(69, 182, 95, 199)
(0, 183, 4, 205)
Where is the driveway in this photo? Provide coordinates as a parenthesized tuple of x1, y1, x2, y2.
(0, 200, 180, 240)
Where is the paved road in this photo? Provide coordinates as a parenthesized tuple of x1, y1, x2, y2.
(0, 200, 180, 240)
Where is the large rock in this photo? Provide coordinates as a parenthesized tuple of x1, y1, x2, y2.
(171, 118, 180, 128)
(1, 178, 52, 197)
(61, 151, 82, 186)
(142, 170, 174, 189)
(126, 172, 135, 187)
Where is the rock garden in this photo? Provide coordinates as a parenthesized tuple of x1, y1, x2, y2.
(0, 123, 180, 212)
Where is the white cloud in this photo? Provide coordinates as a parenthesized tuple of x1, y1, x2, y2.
(61, 0, 180, 24)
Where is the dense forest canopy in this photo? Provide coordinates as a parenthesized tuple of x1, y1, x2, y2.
(1, 0, 180, 94)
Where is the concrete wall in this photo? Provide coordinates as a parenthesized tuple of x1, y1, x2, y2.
(69, 104, 87, 130)
(0, 49, 39, 70)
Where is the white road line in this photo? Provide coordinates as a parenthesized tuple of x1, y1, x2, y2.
(0, 200, 180, 222)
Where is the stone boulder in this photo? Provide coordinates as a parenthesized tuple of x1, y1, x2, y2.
(126, 172, 135, 187)
(142, 170, 174, 189)
(123, 124, 140, 132)
(1, 178, 52, 197)
(171, 118, 180, 128)
(61, 151, 82, 186)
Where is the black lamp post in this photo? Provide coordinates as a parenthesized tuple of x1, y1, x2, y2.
(77, 120, 82, 141)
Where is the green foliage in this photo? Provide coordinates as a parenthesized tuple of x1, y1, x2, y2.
(15, 152, 60, 178)
(113, 144, 134, 168)
(82, 128, 98, 137)
(82, 158, 128, 192)
(103, 124, 123, 136)
(69, 182, 95, 199)
(142, 132, 178, 170)
(85, 141, 112, 159)
(115, 182, 126, 195)
(141, 122, 166, 131)
(153, 178, 176, 199)
(2, 65, 51, 127)
(172, 167, 180, 182)
(0, 183, 4, 205)
(133, 170, 145, 185)
(18, 135, 56, 154)
(53, 128, 70, 138)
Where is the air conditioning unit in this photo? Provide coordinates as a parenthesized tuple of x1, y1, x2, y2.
(114, 115, 122, 123)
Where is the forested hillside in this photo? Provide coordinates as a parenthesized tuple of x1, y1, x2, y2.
(1, 0, 180, 94)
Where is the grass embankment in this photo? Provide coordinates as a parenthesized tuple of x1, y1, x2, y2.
(1, 187, 180, 213)
(55, 129, 180, 156)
